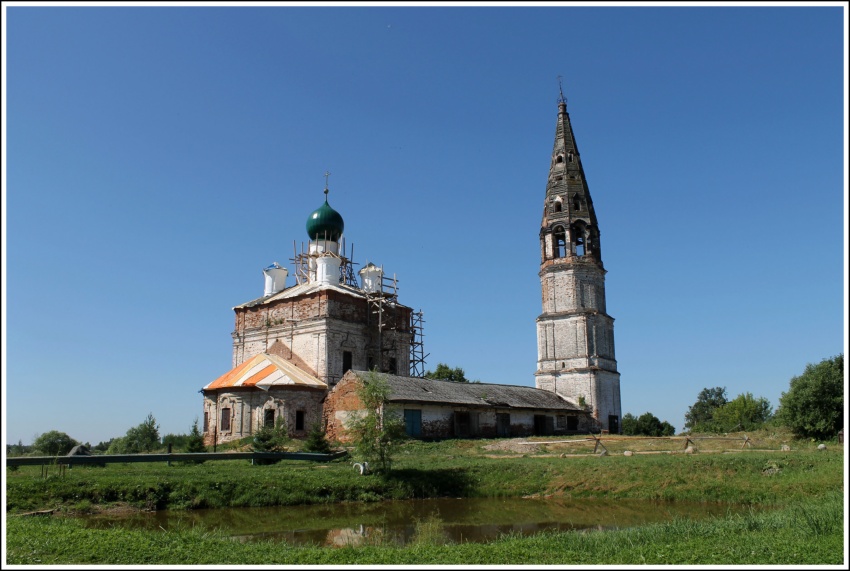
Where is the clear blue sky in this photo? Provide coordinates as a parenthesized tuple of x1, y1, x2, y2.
(3, 4, 847, 446)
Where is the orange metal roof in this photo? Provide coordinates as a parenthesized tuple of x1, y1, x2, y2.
(204, 353, 326, 391)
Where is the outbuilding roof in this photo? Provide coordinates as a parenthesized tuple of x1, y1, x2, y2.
(204, 353, 326, 391)
(348, 371, 582, 411)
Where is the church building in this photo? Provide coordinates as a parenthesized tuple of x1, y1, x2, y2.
(201, 187, 415, 445)
(201, 92, 621, 445)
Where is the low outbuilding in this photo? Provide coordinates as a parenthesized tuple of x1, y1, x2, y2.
(324, 370, 595, 442)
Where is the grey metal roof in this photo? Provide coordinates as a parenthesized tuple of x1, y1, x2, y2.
(350, 371, 582, 412)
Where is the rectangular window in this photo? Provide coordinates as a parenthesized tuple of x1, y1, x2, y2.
(388, 357, 397, 375)
(295, 410, 305, 431)
(264, 409, 275, 427)
(203, 412, 209, 433)
(220, 408, 231, 432)
(342, 351, 353, 377)
(556, 415, 567, 429)
(567, 415, 579, 431)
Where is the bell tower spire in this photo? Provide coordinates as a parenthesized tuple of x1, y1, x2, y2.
(536, 89, 621, 433)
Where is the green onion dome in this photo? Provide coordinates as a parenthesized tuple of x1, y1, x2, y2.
(306, 192, 344, 241)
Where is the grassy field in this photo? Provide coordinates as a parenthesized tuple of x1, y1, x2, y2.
(5, 431, 846, 565)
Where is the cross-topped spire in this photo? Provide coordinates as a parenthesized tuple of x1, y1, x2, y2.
(557, 75, 567, 106)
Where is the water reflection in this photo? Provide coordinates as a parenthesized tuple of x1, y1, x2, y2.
(78, 497, 752, 547)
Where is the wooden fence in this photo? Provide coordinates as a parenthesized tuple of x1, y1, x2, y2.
(6, 450, 348, 469)
(516, 434, 762, 455)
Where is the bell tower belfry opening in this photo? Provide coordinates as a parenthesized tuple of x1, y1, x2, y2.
(535, 88, 621, 433)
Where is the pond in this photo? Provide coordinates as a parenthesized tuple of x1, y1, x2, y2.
(78, 497, 757, 547)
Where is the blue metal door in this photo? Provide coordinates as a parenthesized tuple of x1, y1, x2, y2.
(404, 409, 422, 438)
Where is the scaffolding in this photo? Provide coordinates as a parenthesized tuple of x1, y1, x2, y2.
(289, 240, 426, 377)
(364, 269, 396, 373)
(290, 236, 360, 288)
(409, 310, 428, 377)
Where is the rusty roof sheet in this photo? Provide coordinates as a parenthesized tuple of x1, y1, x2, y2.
(348, 371, 581, 411)
(204, 353, 326, 391)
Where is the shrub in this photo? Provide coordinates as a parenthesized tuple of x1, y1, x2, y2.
(303, 423, 332, 454)
(349, 371, 407, 473)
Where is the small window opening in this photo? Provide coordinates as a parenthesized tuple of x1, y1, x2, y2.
(203, 411, 209, 433)
(367, 355, 375, 370)
(387, 357, 398, 375)
(555, 155, 564, 164)
(567, 152, 574, 163)
(220, 408, 231, 432)
(572, 195, 581, 211)
(264, 409, 275, 427)
(553, 201, 562, 213)
(567, 416, 579, 431)
(295, 410, 305, 431)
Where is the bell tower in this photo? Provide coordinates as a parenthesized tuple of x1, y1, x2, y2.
(535, 89, 621, 433)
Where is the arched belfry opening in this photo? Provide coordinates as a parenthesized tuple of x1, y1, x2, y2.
(570, 221, 587, 257)
(552, 226, 567, 258)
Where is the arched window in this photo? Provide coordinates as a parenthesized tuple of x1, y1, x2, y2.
(553, 201, 562, 213)
(553, 226, 567, 258)
(555, 155, 564, 164)
(572, 195, 581, 211)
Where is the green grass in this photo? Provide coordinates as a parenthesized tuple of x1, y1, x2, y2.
(6, 450, 840, 512)
(6, 437, 843, 513)
(5, 435, 845, 565)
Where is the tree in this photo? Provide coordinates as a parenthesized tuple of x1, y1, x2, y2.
(92, 439, 114, 453)
(621, 413, 638, 435)
(711, 392, 773, 432)
(7, 440, 32, 457)
(622, 412, 675, 436)
(107, 413, 161, 454)
(184, 418, 207, 454)
(32, 431, 78, 456)
(303, 423, 333, 454)
(162, 433, 190, 449)
(684, 387, 728, 432)
(777, 354, 844, 440)
(349, 371, 407, 473)
(424, 363, 472, 383)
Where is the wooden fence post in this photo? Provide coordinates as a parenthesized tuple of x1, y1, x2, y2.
(592, 435, 608, 454)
